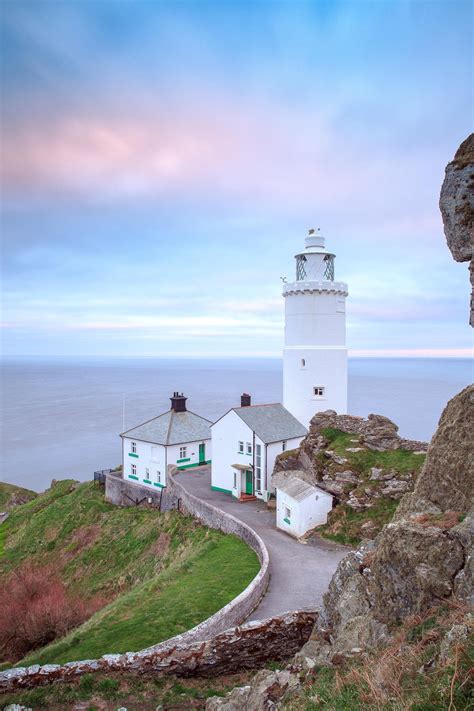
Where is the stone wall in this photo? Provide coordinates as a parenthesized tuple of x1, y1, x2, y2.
(0, 611, 317, 692)
(105, 472, 180, 512)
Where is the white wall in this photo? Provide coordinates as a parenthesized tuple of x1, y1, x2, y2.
(283, 346, 347, 428)
(211, 410, 254, 496)
(276, 488, 333, 538)
(122, 436, 212, 490)
(122, 436, 166, 490)
(168, 439, 212, 470)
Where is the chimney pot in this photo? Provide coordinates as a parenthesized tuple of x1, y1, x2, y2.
(241, 393, 251, 407)
(170, 392, 187, 413)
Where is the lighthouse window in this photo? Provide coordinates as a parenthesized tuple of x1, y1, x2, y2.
(301, 358, 306, 367)
(313, 386, 325, 397)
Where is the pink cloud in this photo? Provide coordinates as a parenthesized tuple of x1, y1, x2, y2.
(1, 96, 444, 223)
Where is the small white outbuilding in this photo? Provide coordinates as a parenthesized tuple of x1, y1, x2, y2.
(275, 475, 333, 538)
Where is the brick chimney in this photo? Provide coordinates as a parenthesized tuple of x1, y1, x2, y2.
(170, 392, 187, 413)
(241, 393, 251, 407)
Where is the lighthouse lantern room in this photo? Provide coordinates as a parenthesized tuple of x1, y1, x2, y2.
(282, 228, 348, 428)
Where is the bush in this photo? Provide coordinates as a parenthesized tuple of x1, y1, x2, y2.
(0, 563, 102, 663)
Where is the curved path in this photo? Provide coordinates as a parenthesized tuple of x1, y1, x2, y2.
(174, 467, 349, 620)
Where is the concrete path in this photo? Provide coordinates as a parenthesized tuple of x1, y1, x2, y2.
(174, 467, 349, 620)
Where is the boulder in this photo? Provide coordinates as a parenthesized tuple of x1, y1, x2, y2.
(439, 133, 474, 324)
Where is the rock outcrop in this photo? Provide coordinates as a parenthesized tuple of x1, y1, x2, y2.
(439, 133, 474, 325)
(273, 410, 427, 522)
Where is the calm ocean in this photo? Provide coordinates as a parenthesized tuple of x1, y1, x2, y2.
(1, 357, 472, 492)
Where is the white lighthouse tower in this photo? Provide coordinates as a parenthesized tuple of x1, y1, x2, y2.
(282, 228, 348, 428)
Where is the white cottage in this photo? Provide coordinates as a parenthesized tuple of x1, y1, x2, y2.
(211, 394, 307, 501)
(121, 393, 211, 490)
(274, 474, 333, 538)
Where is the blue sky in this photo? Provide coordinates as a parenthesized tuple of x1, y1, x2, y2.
(1, 0, 472, 357)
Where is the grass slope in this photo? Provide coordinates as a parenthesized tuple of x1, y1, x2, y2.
(1, 480, 259, 666)
(316, 428, 426, 546)
(0, 482, 36, 511)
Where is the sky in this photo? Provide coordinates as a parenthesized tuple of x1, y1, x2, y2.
(1, 0, 473, 358)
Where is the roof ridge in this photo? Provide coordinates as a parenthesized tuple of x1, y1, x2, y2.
(185, 409, 213, 424)
(165, 409, 174, 446)
(121, 409, 171, 436)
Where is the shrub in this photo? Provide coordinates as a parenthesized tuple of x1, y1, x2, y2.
(0, 563, 102, 663)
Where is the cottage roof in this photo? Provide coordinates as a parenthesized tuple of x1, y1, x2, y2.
(276, 476, 331, 502)
(121, 409, 212, 446)
(230, 403, 307, 444)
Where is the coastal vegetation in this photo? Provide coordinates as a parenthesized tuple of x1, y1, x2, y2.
(315, 427, 425, 546)
(283, 601, 472, 711)
(0, 481, 36, 511)
(0, 480, 259, 667)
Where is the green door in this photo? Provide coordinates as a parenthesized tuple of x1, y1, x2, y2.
(245, 470, 253, 495)
(199, 443, 206, 464)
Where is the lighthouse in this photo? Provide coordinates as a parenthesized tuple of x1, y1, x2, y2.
(282, 228, 348, 428)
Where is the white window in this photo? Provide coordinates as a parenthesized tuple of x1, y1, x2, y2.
(282, 441, 287, 452)
(313, 386, 325, 397)
(255, 444, 262, 492)
(179, 446, 187, 459)
(145, 467, 149, 477)
(131, 441, 137, 453)
(233, 472, 237, 488)
(246, 442, 252, 455)
(238, 441, 244, 453)
(301, 358, 306, 367)
(131, 463, 137, 476)
(156, 470, 161, 483)
(284, 505, 291, 520)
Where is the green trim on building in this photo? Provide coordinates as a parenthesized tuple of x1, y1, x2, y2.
(283, 517, 291, 525)
(177, 457, 191, 463)
(143, 479, 152, 484)
(153, 482, 165, 488)
(211, 485, 232, 495)
(128, 475, 139, 481)
(128, 453, 139, 458)
(177, 459, 212, 470)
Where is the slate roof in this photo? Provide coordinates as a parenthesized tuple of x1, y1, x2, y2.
(276, 476, 331, 502)
(121, 410, 212, 446)
(229, 403, 307, 444)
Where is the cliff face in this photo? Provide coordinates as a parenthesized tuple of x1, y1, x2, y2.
(439, 133, 474, 325)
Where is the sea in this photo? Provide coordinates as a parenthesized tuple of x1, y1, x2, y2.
(1, 357, 472, 492)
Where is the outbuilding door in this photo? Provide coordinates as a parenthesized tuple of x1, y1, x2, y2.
(245, 470, 253, 495)
(199, 443, 206, 464)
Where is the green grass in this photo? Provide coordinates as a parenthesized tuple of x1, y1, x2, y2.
(0, 481, 37, 511)
(320, 428, 426, 477)
(1, 480, 259, 667)
(0, 669, 247, 710)
(319, 499, 400, 547)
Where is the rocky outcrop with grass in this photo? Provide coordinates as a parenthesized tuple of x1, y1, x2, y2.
(273, 411, 427, 544)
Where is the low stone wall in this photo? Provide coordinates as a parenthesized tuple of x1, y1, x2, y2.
(0, 611, 317, 692)
(105, 472, 180, 512)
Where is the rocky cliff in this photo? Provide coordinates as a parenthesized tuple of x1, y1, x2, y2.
(439, 133, 474, 325)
